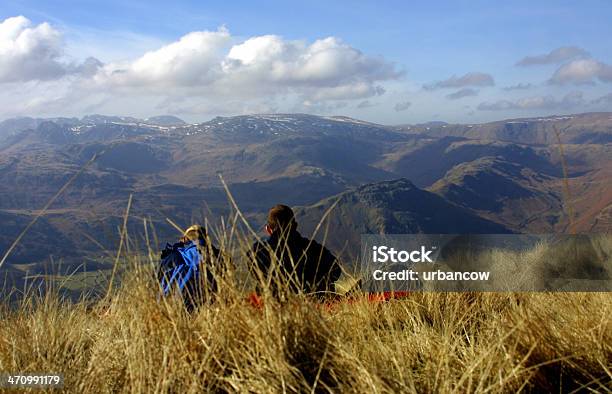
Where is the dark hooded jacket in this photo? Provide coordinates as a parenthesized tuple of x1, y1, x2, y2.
(251, 229, 341, 297)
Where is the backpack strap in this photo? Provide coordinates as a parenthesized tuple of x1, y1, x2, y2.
(160, 241, 202, 296)
(174, 242, 202, 293)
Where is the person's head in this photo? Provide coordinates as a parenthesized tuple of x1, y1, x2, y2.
(182, 224, 207, 243)
(265, 204, 297, 236)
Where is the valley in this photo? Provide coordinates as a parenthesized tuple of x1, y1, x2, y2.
(0, 112, 610, 282)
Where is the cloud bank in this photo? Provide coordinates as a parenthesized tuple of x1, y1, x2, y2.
(502, 83, 535, 91)
(549, 58, 612, 85)
(394, 101, 411, 112)
(516, 46, 589, 66)
(93, 31, 402, 100)
(0, 16, 69, 82)
(478, 91, 584, 111)
(423, 72, 494, 91)
(0, 16, 604, 121)
(446, 88, 478, 100)
(0, 16, 403, 116)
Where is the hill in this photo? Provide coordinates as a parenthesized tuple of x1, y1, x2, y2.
(394, 112, 612, 145)
(429, 156, 564, 232)
(295, 178, 511, 260)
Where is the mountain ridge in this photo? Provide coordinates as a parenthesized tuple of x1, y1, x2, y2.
(294, 178, 512, 260)
(0, 111, 610, 270)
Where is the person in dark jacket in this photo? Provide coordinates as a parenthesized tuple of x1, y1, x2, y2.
(250, 204, 341, 298)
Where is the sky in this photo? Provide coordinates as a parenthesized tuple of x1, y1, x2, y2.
(1, 0, 611, 124)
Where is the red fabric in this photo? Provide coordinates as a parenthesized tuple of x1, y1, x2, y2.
(247, 292, 264, 309)
(367, 291, 411, 302)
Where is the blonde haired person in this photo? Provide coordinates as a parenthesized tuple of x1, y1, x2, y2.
(159, 224, 224, 310)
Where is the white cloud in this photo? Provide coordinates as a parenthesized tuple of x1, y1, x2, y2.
(94, 28, 230, 88)
(160, 97, 280, 117)
(516, 46, 589, 66)
(0, 16, 402, 118)
(297, 100, 348, 114)
(549, 58, 612, 85)
(0, 16, 67, 82)
(0, 16, 102, 85)
(225, 36, 400, 86)
(446, 88, 478, 100)
(478, 91, 584, 111)
(93, 32, 401, 102)
(303, 83, 385, 101)
(423, 72, 494, 90)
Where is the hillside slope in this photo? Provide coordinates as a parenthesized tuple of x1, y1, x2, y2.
(429, 156, 564, 232)
(295, 178, 511, 260)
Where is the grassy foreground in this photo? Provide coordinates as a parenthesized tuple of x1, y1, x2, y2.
(0, 273, 610, 393)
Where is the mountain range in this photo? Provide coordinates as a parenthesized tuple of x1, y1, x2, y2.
(0, 111, 611, 275)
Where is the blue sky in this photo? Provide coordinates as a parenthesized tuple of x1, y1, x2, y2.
(1, 0, 611, 124)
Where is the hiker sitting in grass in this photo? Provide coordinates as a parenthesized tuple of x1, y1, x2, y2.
(158, 225, 224, 310)
(250, 204, 341, 299)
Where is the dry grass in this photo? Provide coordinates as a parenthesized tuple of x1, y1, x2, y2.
(0, 186, 611, 392)
(0, 259, 610, 393)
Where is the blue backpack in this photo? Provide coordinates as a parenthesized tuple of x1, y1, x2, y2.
(158, 241, 202, 308)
